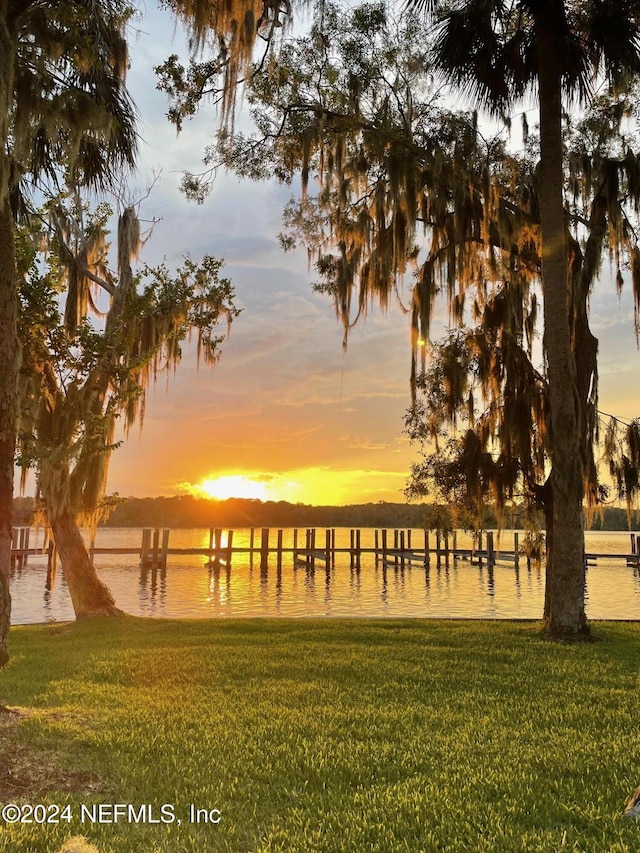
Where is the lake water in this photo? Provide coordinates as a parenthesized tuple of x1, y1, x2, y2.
(9, 527, 640, 624)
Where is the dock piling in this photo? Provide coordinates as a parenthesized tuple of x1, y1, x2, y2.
(140, 528, 151, 567)
(325, 529, 331, 573)
(260, 528, 269, 572)
(487, 531, 495, 567)
(11, 528, 18, 569)
(46, 539, 57, 590)
(226, 530, 233, 567)
(161, 528, 170, 568)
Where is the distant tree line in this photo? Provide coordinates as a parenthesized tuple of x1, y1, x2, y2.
(587, 508, 640, 532)
(11, 496, 640, 531)
(104, 496, 434, 529)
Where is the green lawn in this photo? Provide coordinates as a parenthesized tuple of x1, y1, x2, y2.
(1, 618, 639, 852)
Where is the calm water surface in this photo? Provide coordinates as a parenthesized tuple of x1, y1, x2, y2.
(9, 527, 640, 624)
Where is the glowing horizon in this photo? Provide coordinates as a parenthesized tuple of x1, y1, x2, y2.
(179, 466, 409, 506)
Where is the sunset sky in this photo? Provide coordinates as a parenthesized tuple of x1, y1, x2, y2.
(75, 4, 640, 505)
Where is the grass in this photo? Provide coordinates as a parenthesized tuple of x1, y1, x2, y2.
(0, 617, 640, 852)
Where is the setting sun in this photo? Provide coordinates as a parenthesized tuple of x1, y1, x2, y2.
(193, 475, 270, 501)
(177, 467, 406, 505)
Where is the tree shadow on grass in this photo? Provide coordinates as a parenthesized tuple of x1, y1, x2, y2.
(0, 710, 105, 803)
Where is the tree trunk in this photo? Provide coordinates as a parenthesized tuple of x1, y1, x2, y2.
(0, 197, 16, 667)
(535, 8, 587, 637)
(0, 8, 18, 665)
(50, 512, 122, 617)
(0, 572, 9, 668)
(542, 482, 553, 621)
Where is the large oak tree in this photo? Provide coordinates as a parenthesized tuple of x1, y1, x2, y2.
(17, 197, 237, 618)
(405, 0, 640, 635)
(159, 0, 640, 637)
(0, 0, 137, 665)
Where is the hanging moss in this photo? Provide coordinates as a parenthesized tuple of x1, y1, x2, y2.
(17, 200, 238, 532)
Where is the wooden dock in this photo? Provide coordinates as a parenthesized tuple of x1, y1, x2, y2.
(9, 526, 48, 567)
(11, 526, 640, 573)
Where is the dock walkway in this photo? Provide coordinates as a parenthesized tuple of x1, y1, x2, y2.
(10, 526, 640, 573)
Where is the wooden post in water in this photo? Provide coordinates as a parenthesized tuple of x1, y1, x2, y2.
(436, 532, 441, 567)
(407, 529, 412, 562)
(444, 532, 450, 567)
(356, 529, 361, 569)
(487, 531, 495, 567)
(18, 527, 27, 568)
(205, 528, 217, 568)
(161, 529, 170, 568)
(47, 537, 55, 569)
(393, 529, 399, 567)
(277, 529, 283, 571)
(399, 530, 405, 569)
(276, 530, 282, 582)
(151, 549, 158, 589)
(514, 532, 519, 568)
(331, 529, 336, 567)
(311, 528, 317, 570)
(140, 528, 151, 567)
(381, 529, 388, 567)
(478, 531, 483, 568)
(452, 531, 457, 561)
(424, 529, 430, 568)
(151, 528, 160, 570)
(350, 529, 355, 569)
(293, 528, 298, 562)
(260, 528, 269, 572)
(374, 529, 379, 566)
(249, 527, 255, 566)
(226, 530, 233, 567)
(46, 539, 57, 590)
(325, 529, 331, 574)
(10, 528, 18, 569)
